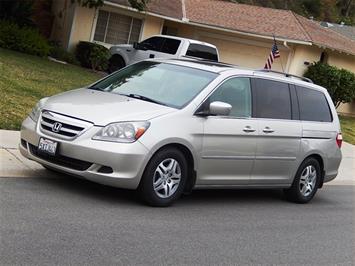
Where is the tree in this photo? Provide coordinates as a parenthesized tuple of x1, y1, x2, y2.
(304, 62, 355, 108)
(0, 0, 34, 27)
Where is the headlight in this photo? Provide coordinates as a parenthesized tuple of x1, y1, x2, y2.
(92, 121, 150, 143)
(29, 97, 48, 122)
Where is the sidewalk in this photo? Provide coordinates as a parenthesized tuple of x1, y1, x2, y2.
(0, 130, 48, 177)
(0, 129, 354, 184)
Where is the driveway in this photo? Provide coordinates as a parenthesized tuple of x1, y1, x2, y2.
(1, 130, 354, 265)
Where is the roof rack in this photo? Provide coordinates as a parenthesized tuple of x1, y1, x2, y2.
(179, 56, 236, 67)
(256, 69, 313, 83)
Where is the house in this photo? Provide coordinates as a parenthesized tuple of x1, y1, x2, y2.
(50, 0, 355, 116)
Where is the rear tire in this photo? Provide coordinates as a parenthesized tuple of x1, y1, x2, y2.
(138, 148, 188, 207)
(108, 55, 125, 73)
(284, 157, 321, 203)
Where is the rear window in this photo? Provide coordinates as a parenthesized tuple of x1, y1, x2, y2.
(253, 79, 292, 120)
(186, 44, 218, 61)
(296, 86, 332, 122)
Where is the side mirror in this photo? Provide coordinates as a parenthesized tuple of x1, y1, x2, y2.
(133, 42, 139, 49)
(209, 101, 232, 116)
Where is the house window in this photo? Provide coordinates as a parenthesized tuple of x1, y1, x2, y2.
(94, 10, 143, 44)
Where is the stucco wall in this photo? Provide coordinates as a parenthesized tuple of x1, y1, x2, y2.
(337, 102, 355, 116)
(68, 6, 96, 51)
(141, 16, 163, 40)
(288, 45, 321, 76)
(328, 52, 355, 73)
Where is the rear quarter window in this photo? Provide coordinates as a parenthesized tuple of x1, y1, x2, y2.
(186, 44, 218, 61)
(296, 86, 332, 122)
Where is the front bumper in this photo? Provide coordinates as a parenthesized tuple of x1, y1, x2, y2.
(20, 116, 150, 189)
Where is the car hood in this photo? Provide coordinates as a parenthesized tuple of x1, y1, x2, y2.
(110, 44, 133, 52)
(42, 89, 175, 126)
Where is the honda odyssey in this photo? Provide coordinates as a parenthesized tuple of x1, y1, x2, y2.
(20, 59, 342, 206)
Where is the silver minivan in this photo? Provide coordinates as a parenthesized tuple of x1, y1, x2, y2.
(20, 59, 342, 206)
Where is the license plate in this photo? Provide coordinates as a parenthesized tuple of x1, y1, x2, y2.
(38, 138, 58, 156)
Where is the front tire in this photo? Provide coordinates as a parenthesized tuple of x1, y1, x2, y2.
(284, 157, 321, 203)
(108, 55, 125, 73)
(138, 148, 188, 207)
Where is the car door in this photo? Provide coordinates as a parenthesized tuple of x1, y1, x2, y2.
(131, 37, 181, 63)
(250, 78, 302, 184)
(197, 77, 258, 186)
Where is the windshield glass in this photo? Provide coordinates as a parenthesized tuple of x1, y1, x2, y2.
(89, 61, 218, 108)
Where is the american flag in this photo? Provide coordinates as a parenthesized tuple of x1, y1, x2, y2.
(264, 41, 280, 69)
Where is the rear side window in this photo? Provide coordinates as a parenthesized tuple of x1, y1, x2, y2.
(186, 44, 218, 61)
(160, 39, 181, 54)
(253, 79, 292, 120)
(296, 86, 332, 122)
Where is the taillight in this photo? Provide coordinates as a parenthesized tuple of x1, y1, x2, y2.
(336, 133, 342, 148)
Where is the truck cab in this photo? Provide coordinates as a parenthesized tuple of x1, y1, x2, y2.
(108, 35, 219, 73)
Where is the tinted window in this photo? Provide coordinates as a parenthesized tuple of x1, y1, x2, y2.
(186, 44, 218, 61)
(296, 86, 332, 122)
(160, 38, 181, 54)
(140, 37, 164, 52)
(208, 78, 252, 117)
(89, 61, 218, 109)
(253, 79, 292, 120)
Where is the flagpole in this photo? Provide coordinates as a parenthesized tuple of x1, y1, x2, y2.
(273, 34, 285, 73)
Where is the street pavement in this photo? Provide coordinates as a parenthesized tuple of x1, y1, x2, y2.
(1, 130, 354, 265)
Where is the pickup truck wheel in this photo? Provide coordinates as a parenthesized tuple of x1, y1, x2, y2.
(108, 55, 125, 73)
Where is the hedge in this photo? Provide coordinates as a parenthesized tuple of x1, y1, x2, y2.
(75, 41, 110, 71)
(304, 62, 355, 108)
(0, 20, 51, 57)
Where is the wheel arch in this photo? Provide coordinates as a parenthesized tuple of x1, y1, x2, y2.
(299, 153, 325, 188)
(141, 142, 197, 193)
(110, 52, 127, 66)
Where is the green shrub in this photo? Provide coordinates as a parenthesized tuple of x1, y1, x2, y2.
(49, 44, 80, 65)
(0, 20, 50, 57)
(75, 41, 110, 71)
(304, 61, 355, 108)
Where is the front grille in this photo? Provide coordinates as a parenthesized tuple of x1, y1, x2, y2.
(29, 144, 92, 171)
(39, 111, 92, 140)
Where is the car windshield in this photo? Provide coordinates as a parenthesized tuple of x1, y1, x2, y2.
(89, 61, 218, 108)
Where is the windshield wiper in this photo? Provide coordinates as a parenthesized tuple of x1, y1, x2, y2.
(124, 93, 167, 106)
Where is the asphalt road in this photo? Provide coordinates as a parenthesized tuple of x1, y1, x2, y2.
(0, 175, 354, 265)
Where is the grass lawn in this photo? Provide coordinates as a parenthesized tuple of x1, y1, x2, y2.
(339, 115, 355, 145)
(0, 48, 102, 130)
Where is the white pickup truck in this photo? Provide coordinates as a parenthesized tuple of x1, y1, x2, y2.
(108, 35, 219, 72)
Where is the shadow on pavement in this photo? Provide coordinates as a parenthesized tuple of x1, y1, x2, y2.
(33, 172, 299, 207)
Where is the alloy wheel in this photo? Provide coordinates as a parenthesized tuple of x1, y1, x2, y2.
(299, 165, 317, 197)
(153, 158, 181, 198)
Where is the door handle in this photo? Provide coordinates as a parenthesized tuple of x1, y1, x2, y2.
(243, 126, 256, 133)
(149, 54, 155, 58)
(262, 127, 274, 133)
